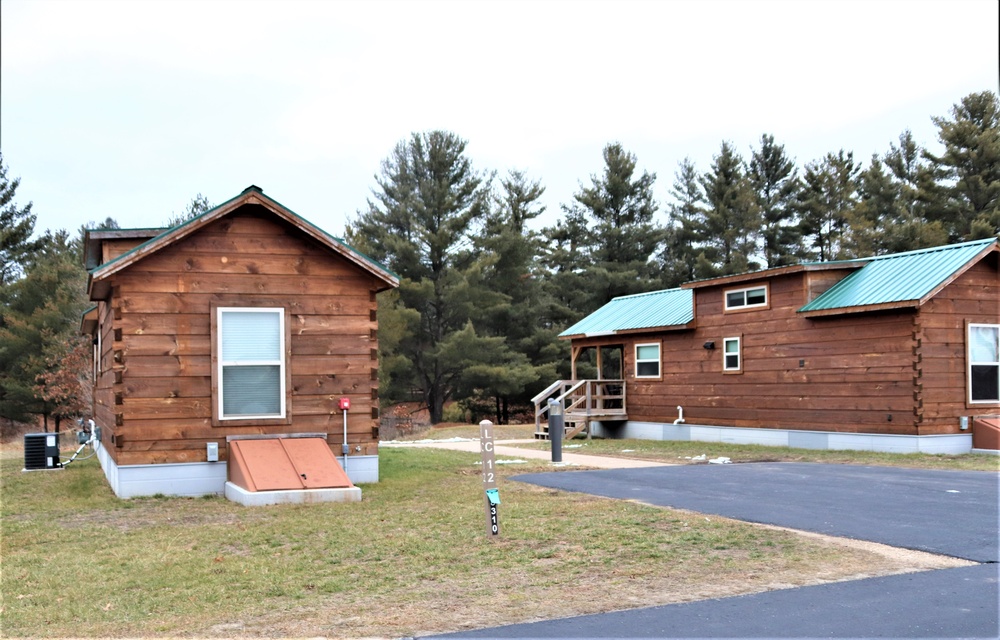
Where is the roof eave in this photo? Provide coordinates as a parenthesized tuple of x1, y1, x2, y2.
(559, 320, 697, 340)
(80, 305, 99, 336)
(798, 299, 920, 317)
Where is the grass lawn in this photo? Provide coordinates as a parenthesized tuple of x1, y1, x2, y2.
(0, 438, 981, 637)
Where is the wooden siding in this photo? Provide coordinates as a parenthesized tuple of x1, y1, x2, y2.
(917, 253, 1000, 434)
(102, 238, 148, 265)
(619, 271, 922, 434)
(93, 300, 119, 462)
(96, 209, 381, 465)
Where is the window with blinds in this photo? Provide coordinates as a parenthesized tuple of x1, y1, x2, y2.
(218, 308, 286, 419)
(969, 323, 1000, 404)
(635, 343, 661, 378)
(723, 336, 742, 372)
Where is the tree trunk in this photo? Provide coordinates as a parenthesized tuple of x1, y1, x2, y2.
(429, 393, 444, 425)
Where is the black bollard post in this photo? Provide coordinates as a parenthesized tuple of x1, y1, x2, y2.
(548, 399, 563, 463)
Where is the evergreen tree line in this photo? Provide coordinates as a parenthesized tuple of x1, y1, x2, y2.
(347, 91, 999, 424)
(1, 91, 997, 432)
(0, 172, 210, 435)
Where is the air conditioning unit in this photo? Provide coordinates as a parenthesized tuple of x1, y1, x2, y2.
(24, 432, 61, 471)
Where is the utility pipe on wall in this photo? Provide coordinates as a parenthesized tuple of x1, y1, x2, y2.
(339, 397, 351, 472)
(673, 406, 685, 424)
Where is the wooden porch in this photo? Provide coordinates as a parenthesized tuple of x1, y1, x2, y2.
(532, 379, 627, 440)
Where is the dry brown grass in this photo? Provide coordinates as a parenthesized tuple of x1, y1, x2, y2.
(1, 442, 974, 638)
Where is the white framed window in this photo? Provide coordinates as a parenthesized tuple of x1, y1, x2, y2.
(723, 336, 742, 372)
(725, 285, 768, 311)
(635, 342, 661, 378)
(217, 307, 286, 420)
(968, 323, 999, 404)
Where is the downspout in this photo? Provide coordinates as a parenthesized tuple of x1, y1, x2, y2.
(673, 406, 685, 425)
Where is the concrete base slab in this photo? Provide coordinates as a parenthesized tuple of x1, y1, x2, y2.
(592, 421, 974, 455)
(224, 481, 362, 506)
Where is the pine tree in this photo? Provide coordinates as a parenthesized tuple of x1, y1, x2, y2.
(540, 208, 592, 328)
(0, 231, 89, 427)
(470, 170, 553, 423)
(346, 131, 489, 424)
(564, 143, 663, 308)
(923, 90, 1000, 240)
(165, 193, 214, 227)
(799, 151, 861, 261)
(0, 153, 41, 286)
(697, 142, 761, 276)
(659, 158, 704, 287)
(853, 132, 947, 256)
(749, 134, 803, 267)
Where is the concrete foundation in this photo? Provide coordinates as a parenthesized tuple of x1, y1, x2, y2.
(96, 441, 378, 498)
(591, 421, 975, 455)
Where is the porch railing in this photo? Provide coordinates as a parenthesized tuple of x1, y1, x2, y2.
(532, 379, 627, 438)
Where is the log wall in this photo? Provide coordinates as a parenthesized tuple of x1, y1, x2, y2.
(917, 253, 1000, 434)
(616, 272, 923, 434)
(93, 206, 381, 465)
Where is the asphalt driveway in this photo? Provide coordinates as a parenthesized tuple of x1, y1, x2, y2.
(428, 463, 999, 638)
(513, 463, 998, 563)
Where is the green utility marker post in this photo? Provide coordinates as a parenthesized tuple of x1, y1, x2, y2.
(479, 420, 500, 538)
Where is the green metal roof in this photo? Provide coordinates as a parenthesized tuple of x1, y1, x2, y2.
(559, 288, 694, 337)
(799, 237, 997, 313)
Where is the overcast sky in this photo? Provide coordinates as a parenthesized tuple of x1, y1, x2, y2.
(2, 0, 998, 239)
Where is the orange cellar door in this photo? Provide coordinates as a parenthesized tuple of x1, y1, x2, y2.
(229, 438, 354, 492)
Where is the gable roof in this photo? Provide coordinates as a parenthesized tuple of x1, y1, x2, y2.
(558, 237, 997, 339)
(87, 185, 399, 299)
(799, 237, 998, 315)
(559, 288, 694, 339)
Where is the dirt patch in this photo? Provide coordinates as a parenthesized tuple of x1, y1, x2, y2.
(749, 522, 974, 572)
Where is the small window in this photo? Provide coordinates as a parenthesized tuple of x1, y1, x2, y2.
(723, 337, 741, 372)
(725, 285, 768, 311)
(635, 343, 660, 378)
(969, 324, 999, 403)
(217, 308, 286, 419)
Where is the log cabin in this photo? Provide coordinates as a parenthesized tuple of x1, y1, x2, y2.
(80, 186, 398, 499)
(537, 237, 1000, 454)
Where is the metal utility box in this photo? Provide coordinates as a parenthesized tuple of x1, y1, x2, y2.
(24, 433, 61, 470)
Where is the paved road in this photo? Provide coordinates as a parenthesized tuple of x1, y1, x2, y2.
(427, 463, 999, 639)
(513, 463, 998, 563)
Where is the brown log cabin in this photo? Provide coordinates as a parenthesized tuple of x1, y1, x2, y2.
(538, 237, 1000, 454)
(80, 186, 398, 497)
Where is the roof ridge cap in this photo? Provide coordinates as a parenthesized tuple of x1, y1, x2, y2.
(869, 237, 997, 261)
